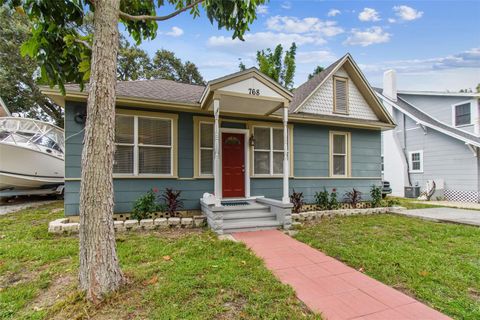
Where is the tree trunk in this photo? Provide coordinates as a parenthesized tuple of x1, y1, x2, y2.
(79, 0, 125, 302)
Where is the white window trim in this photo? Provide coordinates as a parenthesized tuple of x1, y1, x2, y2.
(114, 114, 175, 178)
(451, 100, 475, 128)
(333, 76, 349, 115)
(408, 150, 423, 173)
(252, 126, 285, 177)
(329, 131, 351, 177)
(198, 121, 214, 178)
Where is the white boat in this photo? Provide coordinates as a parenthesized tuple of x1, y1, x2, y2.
(0, 117, 64, 190)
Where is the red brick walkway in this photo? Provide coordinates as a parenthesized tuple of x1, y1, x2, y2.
(233, 230, 450, 320)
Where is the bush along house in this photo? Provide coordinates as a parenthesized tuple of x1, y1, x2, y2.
(43, 53, 395, 234)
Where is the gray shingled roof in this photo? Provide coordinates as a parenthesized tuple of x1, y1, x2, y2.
(63, 79, 205, 104)
(374, 88, 480, 146)
(289, 54, 346, 112)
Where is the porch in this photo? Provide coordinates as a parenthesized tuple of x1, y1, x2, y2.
(198, 69, 294, 233)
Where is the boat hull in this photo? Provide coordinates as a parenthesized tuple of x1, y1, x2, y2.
(0, 143, 64, 190)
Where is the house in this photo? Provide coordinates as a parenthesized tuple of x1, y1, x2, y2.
(43, 53, 395, 233)
(377, 70, 480, 202)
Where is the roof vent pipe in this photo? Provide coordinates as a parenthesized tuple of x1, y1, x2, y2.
(383, 69, 397, 101)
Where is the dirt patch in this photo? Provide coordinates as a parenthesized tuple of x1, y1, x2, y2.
(31, 274, 76, 311)
(468, 288, 480, 302)
(0, 271, 36, 289)
(216, 294, 248, 320)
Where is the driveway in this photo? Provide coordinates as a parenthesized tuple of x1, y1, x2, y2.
(396, 207, 480, 226)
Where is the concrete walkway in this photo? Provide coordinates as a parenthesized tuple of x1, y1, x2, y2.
(396, 207, 480, 226)
(233, 230, 450, 320)
(0, 200, 56, 215)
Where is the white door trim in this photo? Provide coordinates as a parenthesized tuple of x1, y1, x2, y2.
(219, 127, 250, 200)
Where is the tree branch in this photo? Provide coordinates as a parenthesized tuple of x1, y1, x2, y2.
(119, 0, 204, 22)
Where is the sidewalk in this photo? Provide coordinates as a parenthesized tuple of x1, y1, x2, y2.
(233, 230, 450, 320)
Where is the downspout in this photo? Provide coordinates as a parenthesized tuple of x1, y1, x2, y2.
(402, 113, 412, 186)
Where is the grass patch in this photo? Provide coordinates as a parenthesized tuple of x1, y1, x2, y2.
(295, 214, 480, 319)
(388, 196, 448, 209)
(0, 202, 318, 319)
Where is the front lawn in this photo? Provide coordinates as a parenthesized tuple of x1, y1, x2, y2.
(0, 202, 318, 319)
(295, 214, 480, 319)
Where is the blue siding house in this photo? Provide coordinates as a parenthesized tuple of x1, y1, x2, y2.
(378, 70, 480, 203)
(43, 54, 395, 233)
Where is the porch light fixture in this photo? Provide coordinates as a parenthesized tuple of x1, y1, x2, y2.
(249, 135, 255, 147)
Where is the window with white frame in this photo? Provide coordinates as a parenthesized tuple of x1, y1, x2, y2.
(253, 126, 284, 176)
(330, 132, 350, 177)
(409, 151, 423, 173)
(199, 122, 213, 176)
(114, 114, 173, 175)
(453, 102, 471, 126)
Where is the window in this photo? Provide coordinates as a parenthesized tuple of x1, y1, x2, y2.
(330, 132, 350, 177)
(333, 76, 348, 114)
(199, 122, 213, 176)
(454, 102, 471, 126)
(113, 114, 175, 176)
(409, 151, 423, 173)
(253, 127, 284, 176)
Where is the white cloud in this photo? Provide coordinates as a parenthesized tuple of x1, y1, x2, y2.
(266, 16, 344, 37)
(393, 5, 423, 21)
(358, 8, 381, 22)
(361, 48, 480, 91)
(327, 9, 341, 17)
(388, 18, 396, 23)
(257, 5, 268, 15)
(296, 50, 336, 64)
(344, 27, 391, 47)
(207, 32, 326, 54)
(165, 26, 184, 37)
(281, 1, 291, 9)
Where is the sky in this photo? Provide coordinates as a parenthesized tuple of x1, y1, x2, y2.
(121, 0, 480, 92)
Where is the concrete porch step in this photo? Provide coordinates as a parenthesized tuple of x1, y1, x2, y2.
(223, 209, 274, 221)
(212, 202, 270, 212)
(223, 219, 281, 233)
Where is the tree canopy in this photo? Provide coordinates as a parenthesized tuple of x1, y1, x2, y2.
(308, 65, 325, 80)
(256, 43, 297, 90)
(0, 7, 63, 126)
(150, 49, 205, 84)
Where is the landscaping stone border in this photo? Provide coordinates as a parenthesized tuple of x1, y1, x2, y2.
(291, 206, 405, 227)
(48, 216, 206, 234)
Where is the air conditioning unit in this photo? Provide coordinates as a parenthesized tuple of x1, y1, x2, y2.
(404, 186, 420, 198)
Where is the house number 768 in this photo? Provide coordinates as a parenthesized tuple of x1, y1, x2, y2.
(248, 88, 260, 96)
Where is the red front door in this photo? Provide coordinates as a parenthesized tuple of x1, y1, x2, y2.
(222, 133, 245, 198)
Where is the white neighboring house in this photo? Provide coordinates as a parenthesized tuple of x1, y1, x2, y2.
(377, 70, 480, 202)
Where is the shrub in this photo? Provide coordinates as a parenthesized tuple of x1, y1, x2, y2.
(314, 188, 330, 210)
(370, 185, 382, 208)
(344, 188, 362, 208)
(161, 188, 184, 217)
(329, 190, 339, 210)
(382, 198, 400, 207)
(131, 189, 163, 220)
(290, 189, 304, 213)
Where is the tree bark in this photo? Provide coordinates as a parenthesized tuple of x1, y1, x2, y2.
(79, 0, 125, 302)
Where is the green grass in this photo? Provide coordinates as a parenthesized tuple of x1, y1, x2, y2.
(295, 214, 480, 319)
(0, 202, 318, 319)
(387, 196, 448, 209)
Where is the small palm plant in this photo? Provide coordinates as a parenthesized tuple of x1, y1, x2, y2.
(290, 189, 304, 213)
(161, 188, 184, 217)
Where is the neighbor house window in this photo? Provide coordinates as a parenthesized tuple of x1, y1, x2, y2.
(330, 131, 350, 177)
(114, 114, 175, 176)
(408, 150, 423, 173)
(199, 122, 213, 176)
(253, 126, 284, 176)
(333, 76, 348, 114)
(453, 102, 471, 126)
